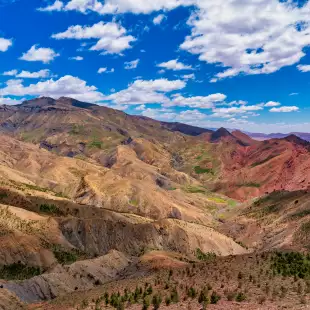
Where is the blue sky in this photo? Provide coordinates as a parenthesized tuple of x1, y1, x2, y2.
(1, 0, 310, 133)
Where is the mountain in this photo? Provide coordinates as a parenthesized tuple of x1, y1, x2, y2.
(246, 130, 310, 142)
(1, 97, 310, 309)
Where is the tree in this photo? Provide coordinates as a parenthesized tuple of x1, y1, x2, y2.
(142, 296, 150, 310)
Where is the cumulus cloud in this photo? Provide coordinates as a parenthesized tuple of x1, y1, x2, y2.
(264, 101, 281, 107)
(3, 69, 18, 76)
(37, 0, 64, 11)
(212, 105, 263, 118)
(124, 59, 140, 70)
(38, 0, 195, 15)
(164, 93, 226, 109)
(0, 96, 25, 105)
(52, 21, 135, 54)
(0, 37, 12, 52)
(0, 75, 105, 103)
(69, 56, 83, 61)
(3, 69, 52, 78)
(20, 45, 59, 63)
(98, 67, 114, 74)
(153, 14, 166, 25)
(297, 64, 310, 72)
(181, 0, 310, 80)
(157, 59, 193, 71)
(181, 73, 195, 80)
(270, 106, 299, 112)
(106, 78, 185, 105)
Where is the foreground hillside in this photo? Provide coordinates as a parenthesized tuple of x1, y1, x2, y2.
(1, 97, 310, 309)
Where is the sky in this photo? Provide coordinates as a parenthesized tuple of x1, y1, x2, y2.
(1, 0, 310, 133)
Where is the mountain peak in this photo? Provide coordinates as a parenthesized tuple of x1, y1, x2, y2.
(211, 127, 232, 141)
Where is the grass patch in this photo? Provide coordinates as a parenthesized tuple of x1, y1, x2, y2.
(23, 183, 48, 192)
(290, 210, 310, 220)
(0, 263, 42, 280)
(195, 248, 216, 262)
(194, 166, 214, 175)
(88, 140, 103, 149)
(129, 199, 139, 207)
(184, 186, 206, 194)
(208, 197, 227, 204)
(39, 204, 64, 216)
(54, 192, 69, 199)
(238, 182, 261, 188)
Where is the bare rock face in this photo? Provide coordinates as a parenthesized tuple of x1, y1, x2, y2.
(3, 250, 131, 303)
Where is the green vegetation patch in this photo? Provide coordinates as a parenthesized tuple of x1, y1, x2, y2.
(194, 166, 214, 175)
(183, 186, 206, 194)
(88, 140, 103, 149)
(238, 182, 261, 188)
(289, 209, 310, 220)
(195, 248, 216, 262)
(23, 183, 49, 192)
(39, 204, 64, 216)
(271, 252, 310, 279)
(0, 263, 42, 280)
(52, 245, 84, 265)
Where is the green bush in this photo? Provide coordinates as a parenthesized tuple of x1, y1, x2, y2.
(235, 292, 246, 302)
(39, 204, 64, 216)
(210, 291, 221, 304)
(0, 263, 42, 280)
(194, 166, 214, 175)
(196, 248, 216, 261)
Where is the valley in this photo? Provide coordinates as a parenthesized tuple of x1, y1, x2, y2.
(0, 97, 310, 309)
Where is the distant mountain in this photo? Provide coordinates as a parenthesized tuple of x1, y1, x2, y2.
(245, 131, 310, 142)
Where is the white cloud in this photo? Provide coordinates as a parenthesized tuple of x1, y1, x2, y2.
(270, 106, 299, 112)
(3, 69, 52, 79)
(0, 37, 12, 52)
(212, 105, 263, 118)
(52, 21, 135, 54)
(38, 0, 195, 15)
(3, 69, 18, 76)
(157, 59, 193, 71)
(181, 1, 310, 80)
(20, 45, 59, 63)
(0, 96, 25, 105)
(0, 75, 105, 103)
(38, 0, 64, 11)
(164, 93, 226, 109)
(153, 14, 165, 25)
(297, 64, 310, 72)
(182, 73, 195, 80)
(106, 78, 185, 105)
(264, 101, 281, 107)
(69, 56, 83, 61)
(125, 59, 140, 70)
(289, 92, 299, 96)
(98, 67, 114, 74)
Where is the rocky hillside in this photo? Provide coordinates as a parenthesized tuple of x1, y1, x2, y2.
(1, 97, 310, 309)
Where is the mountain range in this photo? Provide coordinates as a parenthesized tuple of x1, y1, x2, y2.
(1, 97, 310, 310)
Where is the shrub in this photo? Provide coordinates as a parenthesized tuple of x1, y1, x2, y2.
(39, 204, 64, 216)
(0, 263, 42, 280)
(196, 248, 216, 261)
(210, 291, 221, 304)
(235, 292, 246, 302)
(194, 166, 214, 175)
(187, 287, 197, 299)
(152, 294, 162, 310)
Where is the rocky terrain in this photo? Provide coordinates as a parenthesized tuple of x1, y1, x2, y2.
(1, 97, 310, 309)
